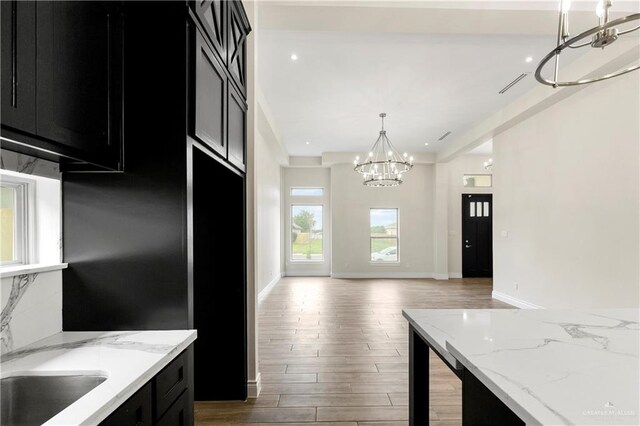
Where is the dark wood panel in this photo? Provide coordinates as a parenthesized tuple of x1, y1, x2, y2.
(227, 83, 246, 172)
(226, 1, 250, 97)
(192, 146, 247, 401)
(157, 391, 189, 426)
(191, 0, 226, 64)
(194, 28, 227, 158)
(36, 1, 122, 169)
(155, 351, 188, 420)
(0, 1, 36, 133)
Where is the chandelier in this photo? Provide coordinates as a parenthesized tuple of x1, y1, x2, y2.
(353, 113, 413, 187)
(535, 0, 639, 87)
(484, 158, 493, 171)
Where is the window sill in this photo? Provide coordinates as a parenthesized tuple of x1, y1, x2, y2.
(369, 261, 401, 266)
(0, 263, 68, 278)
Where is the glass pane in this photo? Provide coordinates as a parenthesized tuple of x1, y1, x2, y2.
(370, 209, 398, 236)
(470, 202, 475, 217)
(0, 186, 16, 262)
(476, 202, 483, 217)
(291, 188, 323, 196)
(463, 174, 492, 187)
(291, 205, 323, 260)
(371, 238, 398, 262)
(483, 202, 490, 217)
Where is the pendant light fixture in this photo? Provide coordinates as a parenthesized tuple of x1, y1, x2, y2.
(535, 0, 639, 87)
(353, 113, 413, 187)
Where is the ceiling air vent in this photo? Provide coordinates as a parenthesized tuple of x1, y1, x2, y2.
(438, 131, 452, 141)
(498, 73, 529, 94)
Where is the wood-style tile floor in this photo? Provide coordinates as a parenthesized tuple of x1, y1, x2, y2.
(195, 276, 511, 425)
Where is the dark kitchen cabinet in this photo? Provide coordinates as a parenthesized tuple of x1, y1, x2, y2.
(191, 0, 225, 64)
(101, 348, 193, 426)
(0, 1, 123, 171)
(1, 1, 36, 134)
(194, 29, 227, 158)
(227, 84, 247, 172)
(227, 1, 250, 97)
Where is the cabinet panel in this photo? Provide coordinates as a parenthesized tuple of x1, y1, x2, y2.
(156, 391, 189, 426)
(101, 382, 153, 426)
(0, 1, 36, 133)
(36, 1, 122, 167)
(227, 84, 246, 172)
(227, 1, 250, 97)
(192, 0, 225, 64)
(155, 351, 188, 420)
(194, 29, 226, 158)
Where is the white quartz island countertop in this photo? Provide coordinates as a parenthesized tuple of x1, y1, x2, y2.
(403, 308, 639, 425)
(0, 330, 197, 425)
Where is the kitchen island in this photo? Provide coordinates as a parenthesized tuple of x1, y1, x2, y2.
(1, 330, 197, 425)
(403, 309, 638, 425)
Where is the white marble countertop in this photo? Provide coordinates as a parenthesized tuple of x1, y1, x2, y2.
(0, 330, 197, 425)
(403, 308, 639, 425)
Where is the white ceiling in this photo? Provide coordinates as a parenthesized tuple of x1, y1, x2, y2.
(256, 1, 634, 157)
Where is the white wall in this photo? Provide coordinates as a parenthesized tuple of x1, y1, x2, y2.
(255, 132, 282, 294)
(283, 167, 332, 276)
(447, 154, 493, 277)
(331, 163, 435, 278)
(493, 71, 639, 308)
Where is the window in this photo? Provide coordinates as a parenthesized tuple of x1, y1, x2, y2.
(1, 176, 30, 265)
(463, 174, 492, 188)
(291, 205, 323, 261)
(291, 187, 323, 197)
(370, 208, 398, 262)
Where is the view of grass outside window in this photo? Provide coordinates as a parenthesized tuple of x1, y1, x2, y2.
(370, 208, 398, 262)
(291, 205, 323, 261)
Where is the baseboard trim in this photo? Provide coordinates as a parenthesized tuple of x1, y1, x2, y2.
(332, 272, 442, 279)
(284, 272, 331, 277)
(258, 274, 281, 303)
(449, 272, 463, 279)
(247, 372, 261, 398)
(492, 290, 544, 309)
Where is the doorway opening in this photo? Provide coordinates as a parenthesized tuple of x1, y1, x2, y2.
(462, 194, 493, 278)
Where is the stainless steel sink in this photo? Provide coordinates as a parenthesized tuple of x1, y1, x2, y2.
(1, 374, 107, 426)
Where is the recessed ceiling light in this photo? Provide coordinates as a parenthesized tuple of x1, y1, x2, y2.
(290, 53, 298, 61)
(305, 141, 310, 145)
(525, 56, 533, 63)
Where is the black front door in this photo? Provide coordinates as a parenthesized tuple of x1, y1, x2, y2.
(462, 194, 493, 277)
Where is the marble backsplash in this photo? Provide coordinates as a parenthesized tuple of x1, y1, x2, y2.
(0, 271, 62, 355)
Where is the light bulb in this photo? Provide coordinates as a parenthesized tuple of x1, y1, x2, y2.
(561, 0, 571, 13)
(398, 174, 402, 179)
(409, 156, 414, 162)
(290, 53, 298, 61)
(356, 156, 360, 161)
(403, 152, 408, 157)
(369, 152, 373, 157)
(353, 160, 357, 166)
(387, 150, 393, 156)
(489, 158, 492, 162)
(595, 0, 604, 17)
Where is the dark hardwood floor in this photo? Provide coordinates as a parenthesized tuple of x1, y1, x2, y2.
(195, 276, 511, 424)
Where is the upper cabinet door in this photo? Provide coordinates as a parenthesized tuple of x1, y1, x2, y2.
(227, 1, 250, 97)
(194, 29, 227, 158)
(227, 84, 246, 172)
(36, 1, 122, 168)
(192, 1, 225, 64)
(1, 1, 36, 134)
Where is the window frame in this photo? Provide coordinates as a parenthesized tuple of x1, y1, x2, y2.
(369, 207, 400, 264)
(1, 174, 36, 267)
(463, 174, 492, 188)
(290, 203, 324, 263)
(290, 187, 324, 197)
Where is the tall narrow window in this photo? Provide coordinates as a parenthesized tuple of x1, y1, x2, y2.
(291, 205, 323, 261)
(370, 208, 398, 262)
(0, 177, 29, 265)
